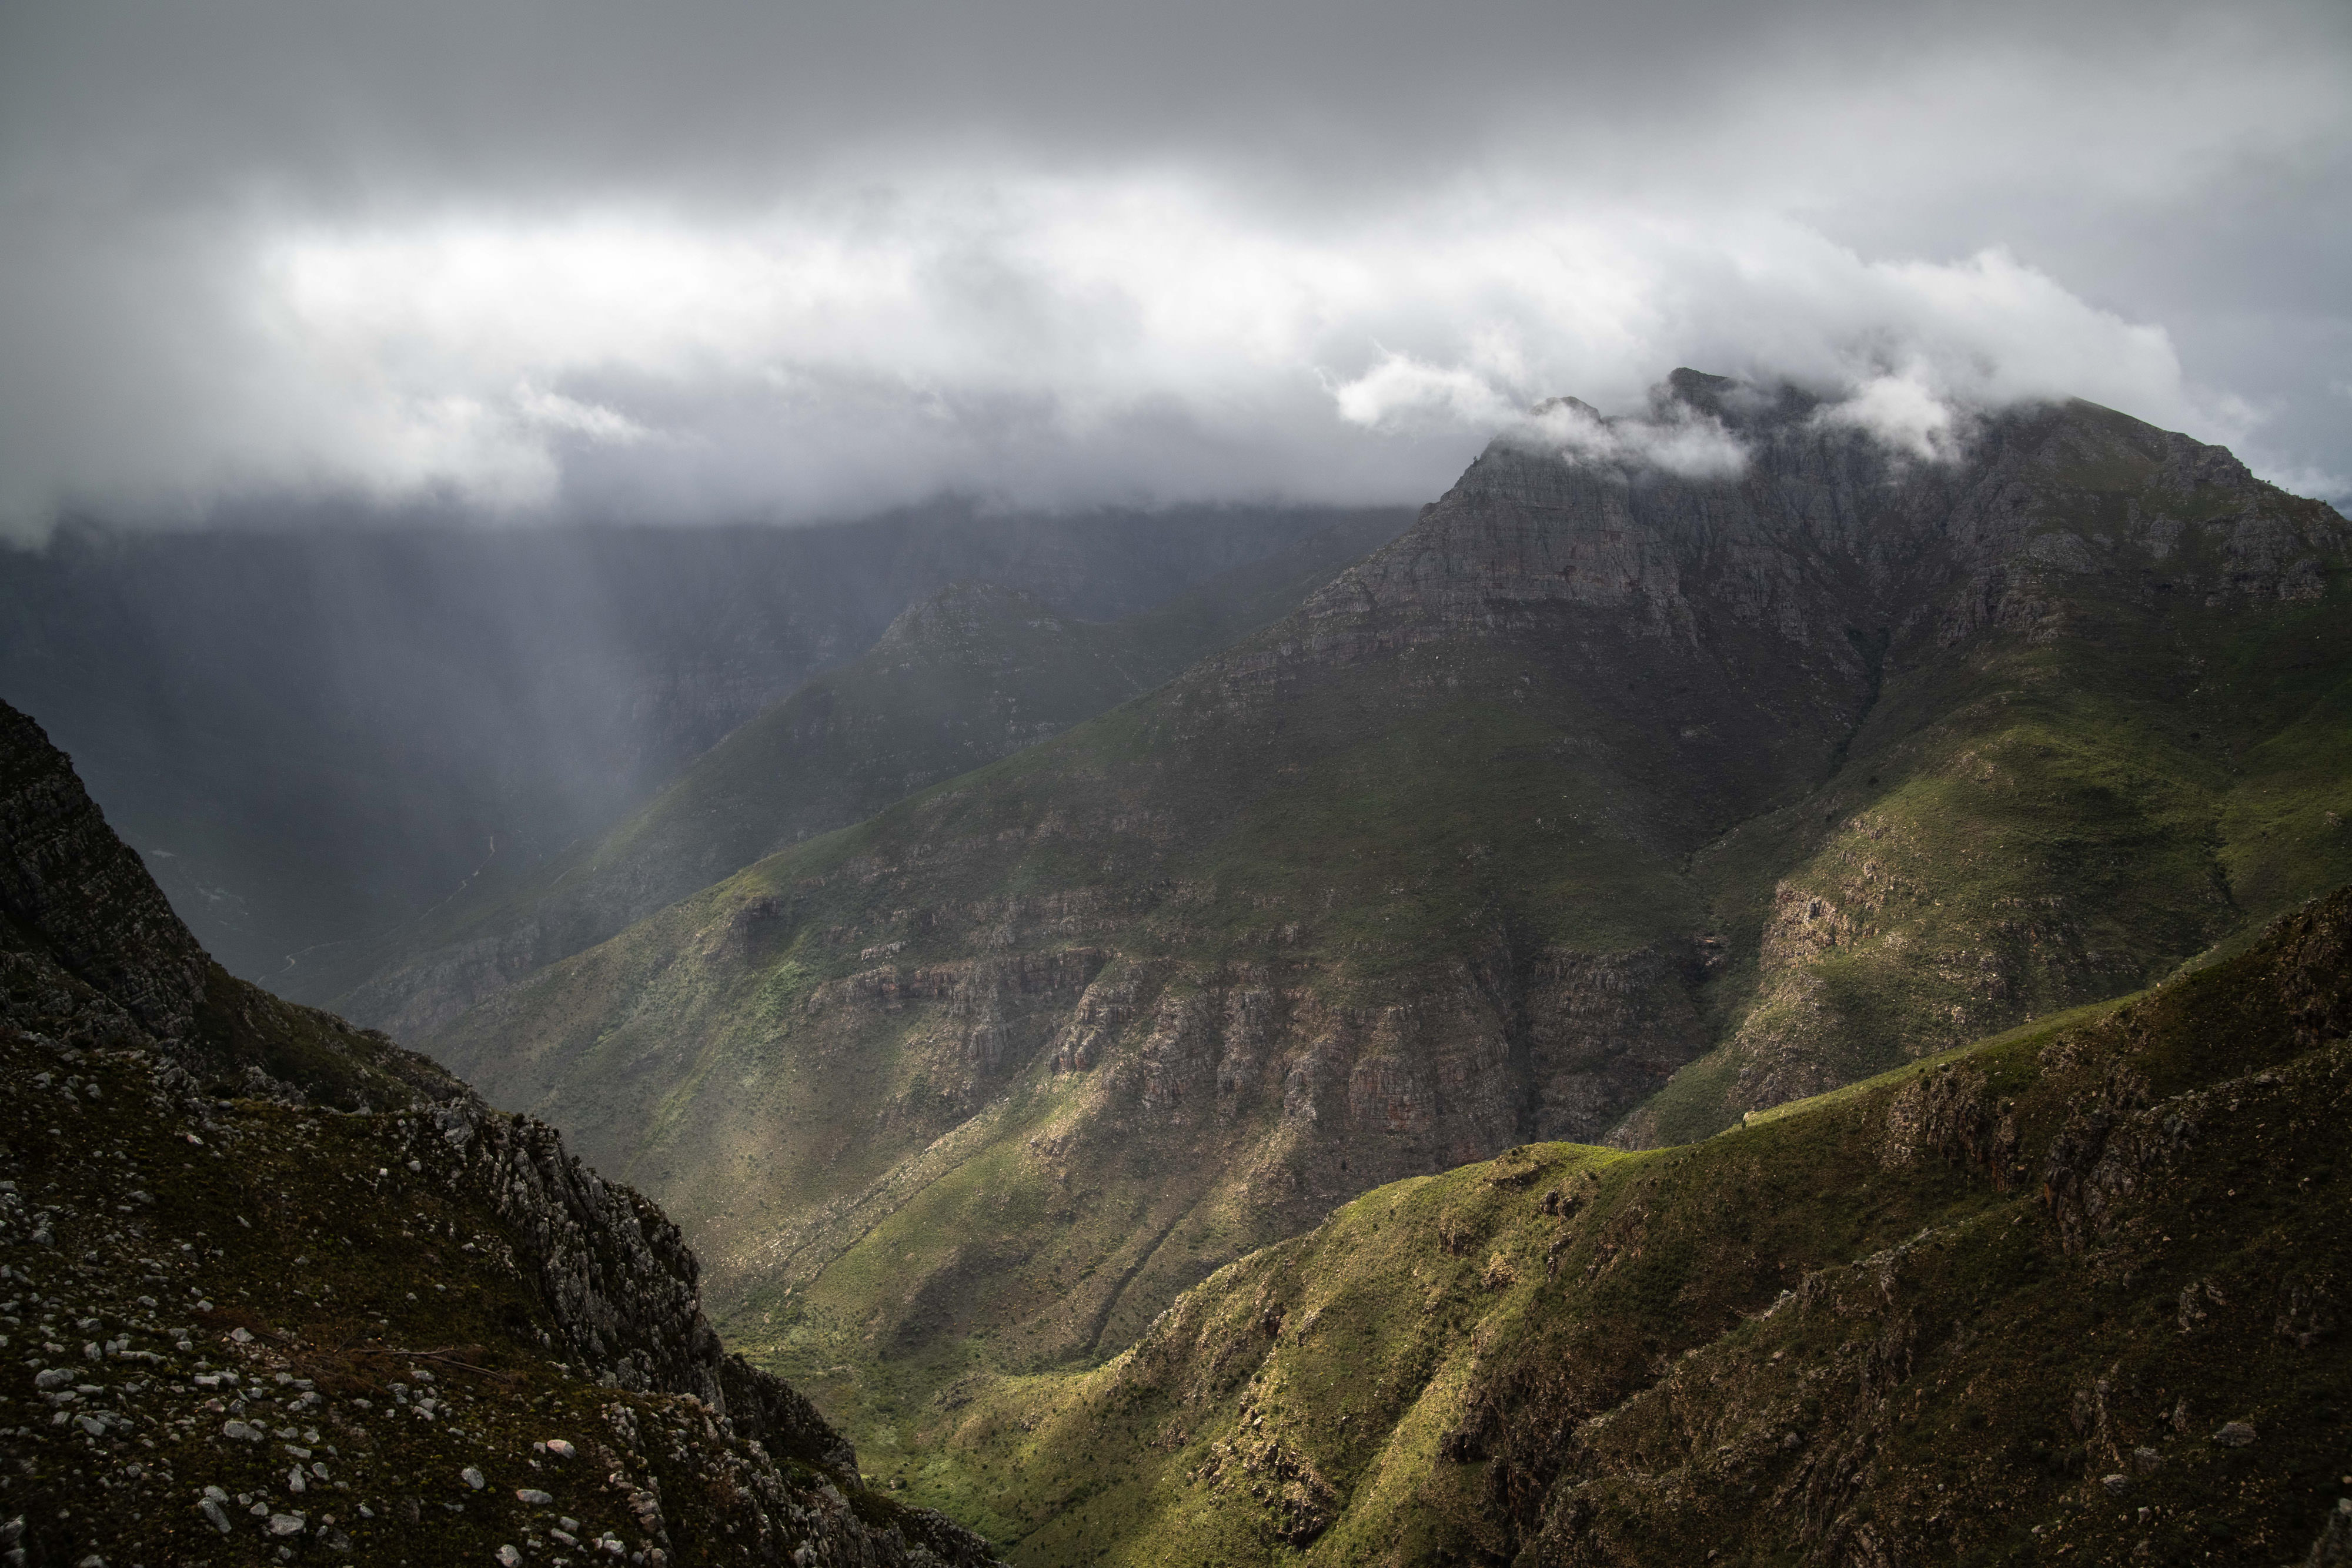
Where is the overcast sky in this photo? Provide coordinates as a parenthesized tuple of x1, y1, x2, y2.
(2, 0, 2346, 537)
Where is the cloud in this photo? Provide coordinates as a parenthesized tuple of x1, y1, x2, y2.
(1331, 229, 2209, 464)
(1812, 376, 1961, 461)
(1, 0, 2346, 531)
(512, 386, 656, 449)
(1329, 354, 1522, 433)
(1488, 395, 1752, 480)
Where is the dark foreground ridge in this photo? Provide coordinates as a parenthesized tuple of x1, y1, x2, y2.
(0, 698, 1000, 1564)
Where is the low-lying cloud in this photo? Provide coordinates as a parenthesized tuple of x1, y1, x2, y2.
(1499, 397, 1753, 482)
(0, 195, 2274, 531)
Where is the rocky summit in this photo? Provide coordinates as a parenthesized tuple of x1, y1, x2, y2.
(0, 698, 1001, 1566)
(418, 373, 2351, 1473)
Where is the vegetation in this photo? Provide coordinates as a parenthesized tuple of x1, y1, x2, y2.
(411, 390, 2351, 1556)
(318, 513, 1409, 1039)
(892, 884, 2352, 1564)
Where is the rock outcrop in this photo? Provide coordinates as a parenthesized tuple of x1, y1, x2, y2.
(0, 700, 209, 1041)
(0, 699, 998, 1566)
(923, 884, 2352, 1566)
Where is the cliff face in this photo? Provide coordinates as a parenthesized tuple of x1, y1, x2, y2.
(0, 700, 997, 1567)
(919, 884, 2352, 1564)
(428, 375, 2352, 1468)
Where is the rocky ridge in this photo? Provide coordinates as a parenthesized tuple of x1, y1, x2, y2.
(0, 700, 998, 1566)
(917, 884, 2352, 1564)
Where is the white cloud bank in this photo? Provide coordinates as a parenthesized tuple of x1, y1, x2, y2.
(0, 186, 2277, 534)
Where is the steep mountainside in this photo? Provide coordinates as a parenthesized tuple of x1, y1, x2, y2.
(320, 515, 1406, 1040)
(918, 884, 2352, 1565)
(428, 375, 2352, 1465)
(0, 504, 1398, 985)
(0, 699, 998, 1566)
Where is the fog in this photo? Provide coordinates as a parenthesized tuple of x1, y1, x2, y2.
(2, 0, 2346, 536)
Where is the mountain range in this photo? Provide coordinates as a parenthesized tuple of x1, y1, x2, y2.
(305, 513, 1406, 1041)
(401, 373, 2351, 1494)
(9, 369, 2350, 1564)
(0, 503, 1405, 985)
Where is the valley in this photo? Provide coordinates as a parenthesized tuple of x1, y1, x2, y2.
(12, 0, 2350, 1559)
(0, 698, 1001, 1565)
(396, 377, 2351, 1522)
(11, 372, 2350, 1564)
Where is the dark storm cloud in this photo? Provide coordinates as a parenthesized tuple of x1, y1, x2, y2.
(1, 0, 2346, 533)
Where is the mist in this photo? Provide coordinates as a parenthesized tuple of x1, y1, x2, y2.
(2, 0, 2347, 536)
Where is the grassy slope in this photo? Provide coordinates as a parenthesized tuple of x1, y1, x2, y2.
(319, 514, 1408, 1038)
(917, 885, 2352, 1566)
(435, 644, 1715, 1340)
(428, 401, 2352, 1502)
(1632, 442, 2352, 1143)
(1638, 589, 2352, 1145)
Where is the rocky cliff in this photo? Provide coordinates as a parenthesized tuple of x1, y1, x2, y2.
(427, 374, 2352, 1477)
(916, 882, 2352, 1564)
(0, 700, 998, 1566)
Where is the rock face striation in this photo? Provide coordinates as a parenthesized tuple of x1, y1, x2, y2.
(0, 698, 998, 1566)
(429, 373, 2351, 1457)
(930, 883, 2352, 1564)
(316, 515, 1406, 1042)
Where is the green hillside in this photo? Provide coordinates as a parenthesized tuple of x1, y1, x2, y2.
(426, 377, 2352, 1493)
(318, 512, 1408, 1039)
(904, 882, 2352, 1564)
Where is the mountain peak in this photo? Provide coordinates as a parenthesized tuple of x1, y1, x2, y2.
(873, 580, 1064, 657)
(1662, 364, 1736, 404)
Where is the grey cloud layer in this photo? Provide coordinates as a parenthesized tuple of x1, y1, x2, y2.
(1, 0, 2345, 531)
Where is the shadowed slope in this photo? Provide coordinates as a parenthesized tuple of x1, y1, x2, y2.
(324, 514, 1408, 1039)
(0, 698, 1000, 1566)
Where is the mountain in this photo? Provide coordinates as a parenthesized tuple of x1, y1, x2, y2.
(0, 503, 1404, 986)
(0, 697, 1000, 1566)
(313, 513, 1407, 1040)
(915, 882, 2352, 1564)
(425, 374, 2352, 1470)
